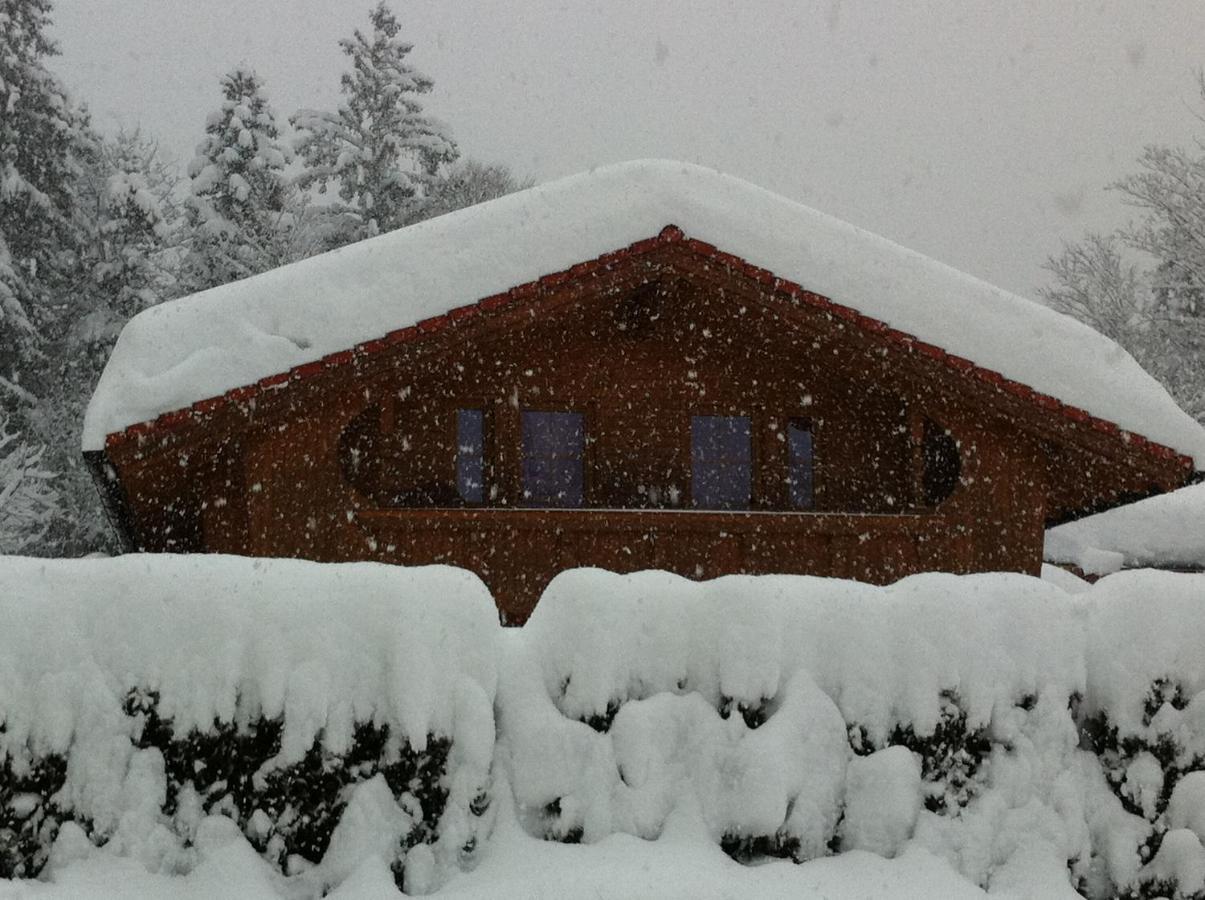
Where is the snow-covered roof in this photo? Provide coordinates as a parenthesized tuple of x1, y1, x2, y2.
(84, 160, 1205, 465)
(1045, 481, 1205, 575)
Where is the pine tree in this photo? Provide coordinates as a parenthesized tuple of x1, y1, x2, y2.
(0, 412, 60, 553)
(0, 0, 90, 413)
(19, 130, 181, 556)
(292, 2, 458, 244)
(80, 130, 179, 341)
(179, 66, 295, 294)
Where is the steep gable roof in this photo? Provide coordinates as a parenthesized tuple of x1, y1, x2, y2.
(84, 160, 1205, 470)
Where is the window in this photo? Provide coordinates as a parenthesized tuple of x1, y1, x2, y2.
(922, 419, 961, 506)
(786, 418, 814, 510)
(691, 415, 752, 509)
(456, 408, 485, 503)
(521, 411, 585, 507)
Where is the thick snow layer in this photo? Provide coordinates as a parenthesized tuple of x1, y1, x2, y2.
(3, 795, 998, 899)
(83, 160, 1205, 465)
(0, 555, 498, 759)
(1083, 570, 1205, 736)
(513, 569, 1086, 746)
(841, 747, 922, 857)
(1040, 563, 1093, 594)
(1045, 481, 1205, 573)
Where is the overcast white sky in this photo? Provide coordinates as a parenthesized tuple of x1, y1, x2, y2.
(51, 0, 1205, 299)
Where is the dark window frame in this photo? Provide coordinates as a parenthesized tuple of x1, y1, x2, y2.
(690, 412, 754, 511)
(785, 416, 815, 511)
(520, 408, 587, 509)
(455, 406, 487, 505)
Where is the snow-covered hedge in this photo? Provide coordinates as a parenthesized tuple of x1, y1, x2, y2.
(0, 556, 498, 894)
(3, 557, 1205, 898)
(502, 569, 1205, 899)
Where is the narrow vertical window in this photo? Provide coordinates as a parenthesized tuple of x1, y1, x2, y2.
(456, 408, 485, 504)
(521, 411, 585, 507)
(691, 415, 752, 510)
(787, 418, 814, 510)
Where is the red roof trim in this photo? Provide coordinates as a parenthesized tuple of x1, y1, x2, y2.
(102, 225, 1193, 472)
(355, 337, 389, 356)
(258, 371, 290, 390)
(478, 293, 513, 312)
(224, 385, 257, 403)
(417, 314, 450, 335)
(289, 360, 325, 381)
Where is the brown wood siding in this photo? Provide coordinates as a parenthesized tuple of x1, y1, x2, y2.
(102, 240, 1191, 623)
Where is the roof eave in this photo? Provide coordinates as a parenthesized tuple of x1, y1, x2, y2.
(84, 448, 139, 552)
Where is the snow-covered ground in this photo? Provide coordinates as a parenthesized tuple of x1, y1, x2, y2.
(2, 557, 1205, 898)
(0, 803, 1008, 899)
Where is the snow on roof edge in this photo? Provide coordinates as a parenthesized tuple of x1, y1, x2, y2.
(83, 160, 1205, 466)
(1045, 479, 1205, 572)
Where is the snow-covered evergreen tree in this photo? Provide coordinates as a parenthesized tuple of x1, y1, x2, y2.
(0, 412, 60, 553)
(16, 130, 181, 557)
(78, 130, 179, 345)
(178, 66, 295, 294)
(0, 0, 92, 413)
(292, 2, 458, 244)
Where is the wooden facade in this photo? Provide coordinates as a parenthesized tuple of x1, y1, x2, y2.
(89, 227, 1196, 623)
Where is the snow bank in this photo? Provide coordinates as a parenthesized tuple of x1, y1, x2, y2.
(83, 160, 1205, 466)
(1046, 481, 1205, 574)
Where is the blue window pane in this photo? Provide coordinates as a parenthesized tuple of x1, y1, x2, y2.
(456, 408, 484, 503)
(522, 411, 584, 507)
(691, 415, 751, 510)
(787, 419, 814, 510)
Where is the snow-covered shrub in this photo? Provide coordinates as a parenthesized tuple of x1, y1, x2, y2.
(1079, 572, 1205, 899)
(849, 688, 993, 815)
(1081, 677, 1205, 899)
(8, 558, 1205, 897)
(499, 568, 1086, 875)
(0, 556, 499, 893)
(120, 688, 476, 882)
(0, 751, 68, 878)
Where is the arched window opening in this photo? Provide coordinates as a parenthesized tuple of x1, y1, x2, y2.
(922, 419, 961, 507)
(338, 405, 380, 500)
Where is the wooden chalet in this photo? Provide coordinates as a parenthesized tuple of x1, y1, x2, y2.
(83, 162, 1205, 623)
